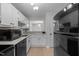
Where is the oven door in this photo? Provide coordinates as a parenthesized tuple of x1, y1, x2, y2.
(68, 37, 78, 56)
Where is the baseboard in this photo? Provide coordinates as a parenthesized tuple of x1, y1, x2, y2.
(30, 45, 54, 48)
(31, 45, 47, 48)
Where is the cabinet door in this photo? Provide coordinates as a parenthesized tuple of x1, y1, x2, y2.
(1, 3, 11, 25)
(30, 34, 46, 47)
(54, 46, 69, 56)
(54, 34, 61, 47)
(30, 36, 40, 47)
(39, 34, 47, 47)
(27, 38, 31, 53)
(60, 34, 68, 51)
(15, 39, 26, 56)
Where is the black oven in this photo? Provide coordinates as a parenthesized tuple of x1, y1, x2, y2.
(0, 45, 14, 56)
(60, 34, 78, 56)
(68, 37, 78, 56)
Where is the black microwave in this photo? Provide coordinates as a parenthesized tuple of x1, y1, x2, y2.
(0, 28, 21, 41)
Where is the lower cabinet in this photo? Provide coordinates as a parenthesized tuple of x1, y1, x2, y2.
(54, 46, 69, 56)
(54, 33, 69, 56)
(30, 34, 46, 47)
(15, 38, 26, 56)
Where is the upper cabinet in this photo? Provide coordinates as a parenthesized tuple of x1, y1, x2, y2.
(54, 3, 79, 27)
(0, 3, 29, 28)
(1, 3, 13, 25)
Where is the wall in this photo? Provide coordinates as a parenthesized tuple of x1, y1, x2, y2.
(29, 20, 44, 31)
(29, 17, 44, 31)
(59, 10, 78, 27)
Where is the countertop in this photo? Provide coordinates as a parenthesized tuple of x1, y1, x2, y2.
(54, 31, 79, 39)
(0, 34, 31, 45)
(54, 31, 79, 36)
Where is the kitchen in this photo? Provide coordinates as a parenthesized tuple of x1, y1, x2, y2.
(0, 3, 78, 56)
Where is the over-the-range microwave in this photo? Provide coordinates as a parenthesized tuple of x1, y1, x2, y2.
(0, 28, 21, 41)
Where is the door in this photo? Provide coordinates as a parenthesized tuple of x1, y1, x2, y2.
(49, 22, 55, 47)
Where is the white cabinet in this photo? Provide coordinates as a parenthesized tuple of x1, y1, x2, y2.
(0, 3, 29, 27)
(1, 3, 12, 25)
(30, 36, 40, 47)
(27, 37, 31, 53)
(1, 3, 18, 26)
(30, 33, 46, 47)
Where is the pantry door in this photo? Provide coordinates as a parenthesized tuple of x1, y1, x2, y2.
(49, 22, 55, 47)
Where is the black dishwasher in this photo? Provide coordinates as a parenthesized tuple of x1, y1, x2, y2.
(0, 45, 14, 56)
(68, 37, 78, 56)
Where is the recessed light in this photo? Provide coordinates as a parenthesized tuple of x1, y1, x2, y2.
(67, 4, 72, 9)
(38, 24, 41, 27)
(33, 6, 39, 11)
(64, 8, 66, 12)
(30, 3, 34, 6)
(73, 3, 76, 4)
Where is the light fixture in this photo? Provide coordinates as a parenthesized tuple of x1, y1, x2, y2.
(73, 3, 76, 4)
(33, 6, 39, 11)
(64, 8, 66, 12)
(30, 3, 34, 6)
(38, 24, 41, 27)
(67, 4, 72, 9)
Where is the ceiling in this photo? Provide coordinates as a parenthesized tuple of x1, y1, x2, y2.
(12, 3, 68, 20)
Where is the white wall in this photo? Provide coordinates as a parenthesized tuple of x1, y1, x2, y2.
(29, 20, 44, 31)
(29, 17, 44, 31)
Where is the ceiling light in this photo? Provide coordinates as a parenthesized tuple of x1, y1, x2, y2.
(64, 8, 66, 12)
(33, 6, 39, 11)
(67, 4, 72, 9)
(73, 3, 76, 4)
(30, 3, 34, 6)
(38, 24, 41, 27)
